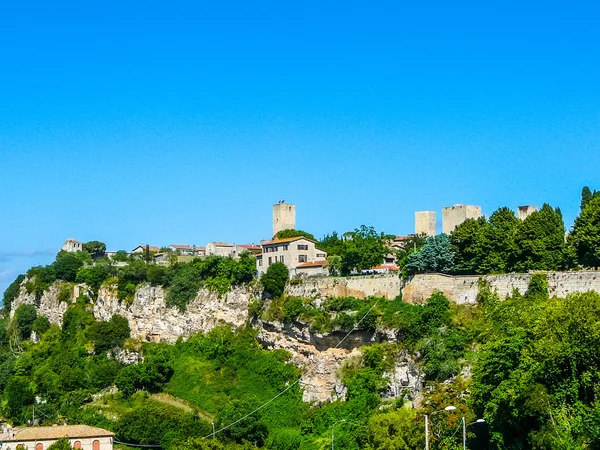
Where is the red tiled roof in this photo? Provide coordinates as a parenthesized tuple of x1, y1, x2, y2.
(373, 264, 400, 271)
(1, 425, 114, 442)
(297, 260, 328, 268)
(262, 236, 315, 246)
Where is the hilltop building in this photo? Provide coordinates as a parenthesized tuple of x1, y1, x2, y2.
(61, 238, 84, 253)
(442, 204, 482, 234)
(205, 242, 234, 257)
(256, 236, 328, 277)
(131, 244, 160, 254)
(518, 205, 538, 220)
(415, 211, 436, 236)
(272, 202, 296, 237)
(0, 425, 114, 450)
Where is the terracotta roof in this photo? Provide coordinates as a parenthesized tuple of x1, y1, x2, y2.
(262, 236, 315, 246)
(1, 425, 115, 442)
(373, 264, 400, 271)
(169, 244, 191, 249)
(209, 242, 233, 247)
(297, 260, 328, 268)
(132, 245, 160, 252)
(238, 244, 261, 249)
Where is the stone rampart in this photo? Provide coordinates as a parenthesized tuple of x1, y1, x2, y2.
(402, 271, 600, 304)
(286, 274, 402, 300)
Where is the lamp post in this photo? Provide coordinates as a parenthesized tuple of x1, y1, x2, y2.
(462, 417, 485, 450)
(425, 405, 456, 450)
(331, 419, 346, 450)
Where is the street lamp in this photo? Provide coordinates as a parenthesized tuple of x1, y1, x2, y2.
(462, 417, 485, 450)
(331, 419, 346, 450)
(425, 406, 456, 450)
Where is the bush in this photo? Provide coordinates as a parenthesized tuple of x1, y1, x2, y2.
(32, 315, 51, 336)
(260, 263, 289, 298)
(87, 314, 131, 353)
(14, 304, 38, 340)
(2, 274, 24, 313)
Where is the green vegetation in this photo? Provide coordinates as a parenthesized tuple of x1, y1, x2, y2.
(259, 262, 289, 298)
(319, 226, 392, 275)
(274, 229, 316, 241)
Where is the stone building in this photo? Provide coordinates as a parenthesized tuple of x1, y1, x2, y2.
(272, 202, 296, 237)
(205, 242, 234, 257)
(415, 211, 436, 236)
(131, 244, 160, 254)
(256, 236, 327, 276)
(442, 204, 482, 234)
(61, 238, 84, 253)
(518, 205, 538, 220)
(0, 425, 114, 450)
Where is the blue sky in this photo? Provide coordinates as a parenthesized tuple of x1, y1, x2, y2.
(1, 0, 599, 296)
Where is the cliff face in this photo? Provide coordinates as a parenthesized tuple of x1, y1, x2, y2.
(10, 281, 423, 404)
(93, 285, 252, 343)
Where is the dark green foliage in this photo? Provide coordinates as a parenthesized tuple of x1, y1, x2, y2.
(340, 225, 390, 274)
(405, 234, 455, 275)
(528, 273, 549, 298)
(2, 274, 24, 312)
(260, 263, 289, 298)
(216, 399, 269, 446)
(115, 400, 208, 446)
(117, 260, 148, 302)
(318, 231, 344, 256)
(83, 241, 107, 260)
(112, 250, 129, 262)
(115, 348, 173, 396)
(87, 315, 131, 353)
(47, 437, 72, 450)
(147, 264, 168, 285)
(580, 186, 600, 211)
(76, 265, 113, 293)
(54, 251, 87, 282)
(274, 229, 316, 241)
(14, 303, 37, 340)
(32, 315, 51, 336)
(514, 204, 566, 271)
(61, 301, 96, 340)
(3, 376, 34, 423)
(571, 195, 600, 268)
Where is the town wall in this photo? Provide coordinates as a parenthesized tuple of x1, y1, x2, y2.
(402, 271, 600, 304)
(286, 274, 402, 300)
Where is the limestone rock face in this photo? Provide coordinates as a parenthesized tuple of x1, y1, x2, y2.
(94, 285, 253, 343)
(10, 282, 70, 326)
(257, 320, 360, 403)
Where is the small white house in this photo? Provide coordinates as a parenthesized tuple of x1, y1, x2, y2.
(0, 425, 114, 450)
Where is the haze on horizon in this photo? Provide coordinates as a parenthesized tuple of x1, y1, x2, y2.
(1, 0, 599, 296)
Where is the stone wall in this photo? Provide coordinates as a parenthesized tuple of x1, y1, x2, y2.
(286, 274, 402, 300)
(402, 271, 600, 304)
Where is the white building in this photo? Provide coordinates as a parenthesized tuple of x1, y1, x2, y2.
(205, 242, 234, 257)
(256, 236, 327, 276)
(61, 238, 84, 253)
(0, 425, 114, 450)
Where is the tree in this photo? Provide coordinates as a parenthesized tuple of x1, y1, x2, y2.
(339, 225, 389, 274)
(405, 234, 455, 275)
(47, 437, 72, 450)
(260, 263, 289, 298)
(87, 314, 130, 353)
(32, 315, 51, 336)
(274, 229, 316, 241)
(83, 241, 106, 260)
(53, 251, 86, 282)
(2, 274, 24, 313)
(514, 204, 566, 271)
(580, 186, 600, 211)
(3, 376, 34, 422)
(570, 195, 600, 268)
(450, 217, 488, 274)
(318, 232, 345, 256)
(482, 207, 520, 273)
(13, 304, 38, 340)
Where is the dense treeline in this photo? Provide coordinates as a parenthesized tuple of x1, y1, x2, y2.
(405, 187, 600, 276)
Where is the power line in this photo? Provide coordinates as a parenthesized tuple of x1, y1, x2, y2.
(201, 299, 381, 439)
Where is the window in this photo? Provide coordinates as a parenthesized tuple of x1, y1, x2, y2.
(36, 444, 43, 450)
(298, 255, 307, 263)
(93, 440, 100, 450)
(316, 253, 326, 258)
(297, 244, 308, 250)
(258, 259, 263, 266)
(283, 245, 289, 250)
(280, 255, 284, 263)
(74, 442, 82, 449)
(268, 257, 272, 265)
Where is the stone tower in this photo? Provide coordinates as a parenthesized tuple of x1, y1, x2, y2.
(273, 202, 296, 237)
(442, 204, 482, 234)
(415, 211, 436, 236)
(518, 205, 538, 220)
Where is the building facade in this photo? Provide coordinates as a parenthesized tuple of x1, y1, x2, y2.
(518, 205, 538, 220)
(257, 237, 327, 276)
(0, 425, 114, 450)
(415, 211, 436, 236)
(205, 242, 234, 257)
